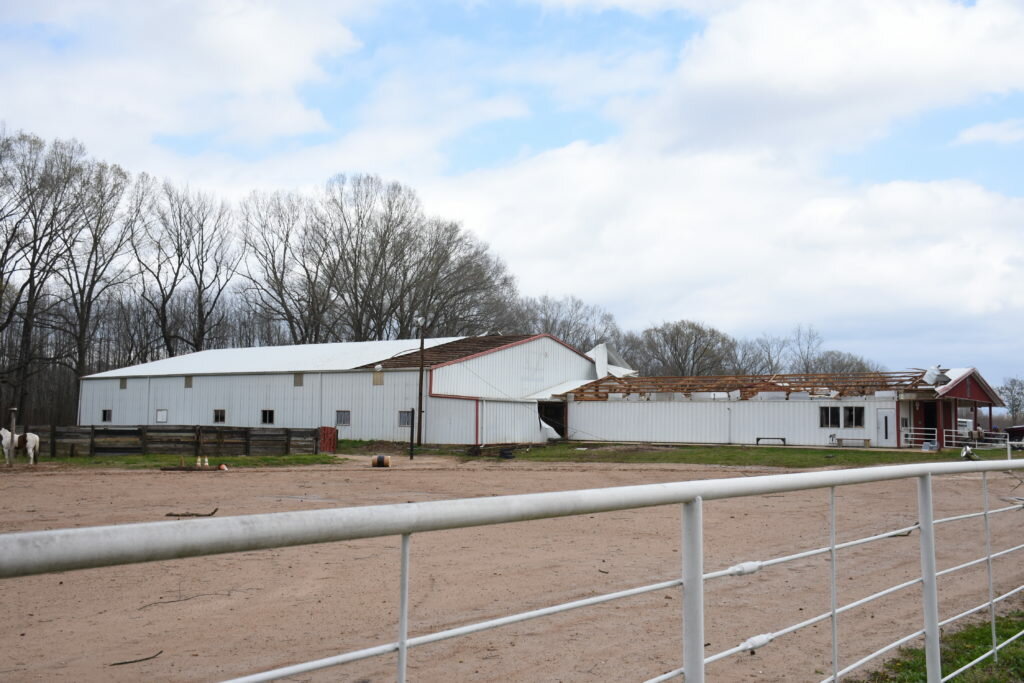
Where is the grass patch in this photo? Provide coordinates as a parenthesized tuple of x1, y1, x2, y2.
(334, 439, 466, 457)
(504, 442, 1010, 468)
(27, 453, 342, 469)
(846, 612, 1024, 682)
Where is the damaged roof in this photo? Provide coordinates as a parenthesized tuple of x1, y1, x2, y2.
(360, 335, 539, 369)
(563, 368, 1002, 404)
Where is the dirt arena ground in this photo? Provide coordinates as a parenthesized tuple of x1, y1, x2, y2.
(1, 456, 1022, 682)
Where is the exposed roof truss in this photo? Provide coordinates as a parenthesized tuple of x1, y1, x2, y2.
(564, 371, 931, 401)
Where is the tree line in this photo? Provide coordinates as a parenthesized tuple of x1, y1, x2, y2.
(0, 130, 881, 424)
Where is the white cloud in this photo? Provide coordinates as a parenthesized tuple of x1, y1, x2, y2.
(954, 118, 1024, 145)
(420, 142, 1024, 337)
(525, 0, 738, 16)
(0, 1, 366, 156)
(620, 0, 1024, 153)
(496, 49, 671, 108)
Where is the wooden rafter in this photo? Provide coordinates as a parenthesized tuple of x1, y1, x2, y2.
(564, 371, 930, 401)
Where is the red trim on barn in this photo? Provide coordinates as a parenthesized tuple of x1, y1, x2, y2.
(936, 369, 1004, 406)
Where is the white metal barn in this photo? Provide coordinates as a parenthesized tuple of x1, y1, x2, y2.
(78, 335, 625, 445)
(563, 368, 1004, 449)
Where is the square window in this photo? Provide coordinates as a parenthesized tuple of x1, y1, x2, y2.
(184, 376, 193, 389)
(399, 410, 414, 427)
(843, 406, 864, 428)
(213, 409, 226, 423)
(155, 409, 168, 423)
(294, 373, 304, 387)
(119, 378, 127, 390)
(819, 406, 840, 428)
(261, 409, 274, 425)
(101, 409, 112, 422)
(336, 410, 351, 426)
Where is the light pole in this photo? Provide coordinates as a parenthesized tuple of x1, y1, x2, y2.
(415, 316, 426, 452)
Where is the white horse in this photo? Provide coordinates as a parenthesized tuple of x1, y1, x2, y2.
(1, 427, 39, 465)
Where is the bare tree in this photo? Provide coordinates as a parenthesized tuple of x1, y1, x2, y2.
(788, 324, 824, 374)
(51, 160, 140, 398)
(0, 134, 89, 414)
(239, 190, 344, 344)
(134, 180, 240, 355)
(405, 220, 520, 339)
(177, 188, 240, 351)
(517, 295, 620, 352)
(999, 377, 1024, 424)
(633, 320, 737, 376)
(812, 349, 884, 374)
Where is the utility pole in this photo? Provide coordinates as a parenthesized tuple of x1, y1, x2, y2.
(416, 316, 426, 449)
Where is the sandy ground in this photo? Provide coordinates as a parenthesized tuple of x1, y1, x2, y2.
(0, 456, 1022, 683)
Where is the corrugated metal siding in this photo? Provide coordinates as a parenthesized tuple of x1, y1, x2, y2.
(423, 398, 475, 444)
(480, 401, 546, 444)
(567, 398, 897, 446)
(124, 374, 326, 428)
(79, 378, 149, 425)
(80, 364, 554, 445)
(432, 337, 595, 399)
(320, 371, 419, 441)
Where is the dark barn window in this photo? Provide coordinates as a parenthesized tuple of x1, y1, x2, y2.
(819, 406, 840, 428)
(844, 406, 864, 428)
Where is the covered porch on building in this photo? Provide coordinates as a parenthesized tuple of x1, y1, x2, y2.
(900, 367, 1005, 450)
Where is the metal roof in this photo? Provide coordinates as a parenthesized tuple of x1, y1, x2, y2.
(84, 338, 465, 378)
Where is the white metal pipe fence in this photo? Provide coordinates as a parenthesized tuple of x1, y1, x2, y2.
(943, 429, 1010, 456)
(1, 459, 1023, 682)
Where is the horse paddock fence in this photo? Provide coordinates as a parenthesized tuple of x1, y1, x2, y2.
(1, 460, 1023, 682)
(8, 424, 321, 459)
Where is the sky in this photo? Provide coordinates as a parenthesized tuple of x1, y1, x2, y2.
(1, 0, 1023, 382)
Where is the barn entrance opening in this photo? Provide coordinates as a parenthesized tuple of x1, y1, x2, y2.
(538, 402, 566, 438)
(922, 401, 937, 431)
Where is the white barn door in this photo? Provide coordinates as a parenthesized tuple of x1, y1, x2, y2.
(876, 409, 896, 447)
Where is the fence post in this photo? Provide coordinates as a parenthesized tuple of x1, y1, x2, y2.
(195, 426, 202, 460)
(49, 425, 56, 460)
(917, 474, 942, 682)
(244, 428, 251, 457)
(398, 533, 411, 683)
(284, 428, 291, 456)
(682, 497, 704, 683)
(829, 487, 839, 680)
(140, 426, 148, 457)
(89, 426, 96, 457)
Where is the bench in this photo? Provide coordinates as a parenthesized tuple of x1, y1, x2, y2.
(835, 437, 871, 448)
(756, 437, 786, 445)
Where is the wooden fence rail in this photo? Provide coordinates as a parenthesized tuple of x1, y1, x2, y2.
(17, 425, 322, 459)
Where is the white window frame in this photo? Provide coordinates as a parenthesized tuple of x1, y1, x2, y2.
(819, 406, 840, 428)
